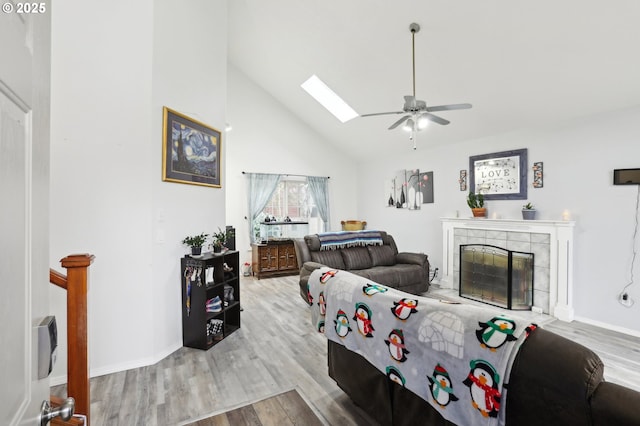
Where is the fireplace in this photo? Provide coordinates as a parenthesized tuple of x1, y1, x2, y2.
(459, 244, 534, 310)
(441, 218, 575, 321)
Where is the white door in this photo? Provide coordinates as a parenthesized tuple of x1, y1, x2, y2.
(0, 2, 52, 425)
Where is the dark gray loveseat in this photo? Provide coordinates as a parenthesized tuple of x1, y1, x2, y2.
(328, 325, 640, 426)
(293, 231, 429, 303)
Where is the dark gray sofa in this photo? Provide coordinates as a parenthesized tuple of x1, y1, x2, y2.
(293, 231, 429, 303)
(328, 327, 640, 425)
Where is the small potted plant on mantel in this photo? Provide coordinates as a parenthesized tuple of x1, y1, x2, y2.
(211, 227, 234, 253)
(182, 232, 209, 256)
(522, 202, 537, 220)
(467, 191, 486, 218)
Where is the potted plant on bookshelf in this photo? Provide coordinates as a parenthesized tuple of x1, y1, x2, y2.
(211, 227, 234, 253)
(182, 233, 209, 256)
(522, 202, 537, 220)
(467, 191, 486, 218)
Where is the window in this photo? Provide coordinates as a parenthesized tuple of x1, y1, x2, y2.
(254, 178, 322, 241)
(263, 179, 311, 219)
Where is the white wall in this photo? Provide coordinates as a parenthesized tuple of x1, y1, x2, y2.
(225, 64, 358, 266)
(150, 0, 228, 367)
(49, 0, 227, 383)
(356, 106, 640, 336)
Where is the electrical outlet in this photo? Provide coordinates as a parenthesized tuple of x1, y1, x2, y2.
(531, 306, 544, 314)
(619, 292, 634, 307)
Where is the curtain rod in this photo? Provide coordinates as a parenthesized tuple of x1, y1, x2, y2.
(242, 171, 330, 179)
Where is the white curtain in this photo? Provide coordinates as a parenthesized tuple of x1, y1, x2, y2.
(307, 176, 330, 231)
(246, 173, 282, 243)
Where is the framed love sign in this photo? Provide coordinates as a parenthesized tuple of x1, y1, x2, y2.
(469, 148, 527, 200)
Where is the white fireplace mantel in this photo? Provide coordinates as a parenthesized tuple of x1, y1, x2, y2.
(441, 218, 576, 322)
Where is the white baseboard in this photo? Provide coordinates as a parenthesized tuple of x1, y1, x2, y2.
(573, 315, 640, 339)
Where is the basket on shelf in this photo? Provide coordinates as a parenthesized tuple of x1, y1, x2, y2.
(341, 220, 367, 231)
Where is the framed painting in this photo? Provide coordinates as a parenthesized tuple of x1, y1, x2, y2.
(406, 169, 421, 210)
(533, 161, 543, 188)
(469, 148, 527, 200)
(419, 171, 434, 204)
(459, 170, 467, 191)
(385, 169, 433, 208)
(162, 106, 221, 188)
(394, 170, 407, 209)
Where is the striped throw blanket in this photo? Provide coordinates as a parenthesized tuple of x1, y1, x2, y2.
(317, 230, 383, 251)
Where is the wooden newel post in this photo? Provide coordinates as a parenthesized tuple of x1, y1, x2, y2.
(60, 253, 95, 426)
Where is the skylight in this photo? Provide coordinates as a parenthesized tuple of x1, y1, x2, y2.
(301, 75, 358, 123)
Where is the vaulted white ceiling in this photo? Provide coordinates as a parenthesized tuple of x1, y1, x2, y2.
(228, 0, 640, 160)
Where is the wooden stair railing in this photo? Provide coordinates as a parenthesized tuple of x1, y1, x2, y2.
(50, 253, 95, 426)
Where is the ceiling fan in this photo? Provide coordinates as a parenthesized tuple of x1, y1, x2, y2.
(360, 23, 472, 143)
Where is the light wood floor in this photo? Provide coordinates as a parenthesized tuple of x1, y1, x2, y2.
(183, 389, 323, 426)
(52, 274, 640, 425)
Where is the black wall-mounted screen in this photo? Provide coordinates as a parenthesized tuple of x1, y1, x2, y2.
(614, 169, 640, 185)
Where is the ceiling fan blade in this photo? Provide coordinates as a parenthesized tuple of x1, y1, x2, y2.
(420, 112, 450, 125)
(426, 103, 472, 112)
(388, 115, 410, 130)
(360, 111, 405, 118)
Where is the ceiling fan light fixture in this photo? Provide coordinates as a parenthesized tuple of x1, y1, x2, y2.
(417, 116, 429, 130)
(402, 118, 415, 132)
(301, 74, 359, 123)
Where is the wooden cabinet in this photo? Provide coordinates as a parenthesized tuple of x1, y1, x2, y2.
(256, 244, 279, 273)
(251, 240, 299, 279)
(180, 250, 240, 350)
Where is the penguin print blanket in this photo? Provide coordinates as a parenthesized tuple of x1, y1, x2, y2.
(308, 267, 536, 426)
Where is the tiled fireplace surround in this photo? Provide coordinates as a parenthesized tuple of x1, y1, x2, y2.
(441, 218, 575, 321)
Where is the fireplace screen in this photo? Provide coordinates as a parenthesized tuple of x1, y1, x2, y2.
(459, 244, 533, 310)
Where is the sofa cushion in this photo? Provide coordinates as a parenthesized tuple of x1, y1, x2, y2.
(310, 250, 346, 269)
(341, 247, 373, 270)
(353, 267, 399, 287)
(304, 234, 322, 251)
(591, 382, 640, 426)
(368, 245, 396, 266)
(354, 265, 426, 290)
(393, 263, 426, 288)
